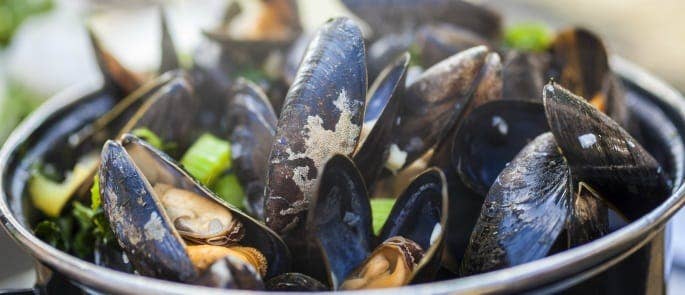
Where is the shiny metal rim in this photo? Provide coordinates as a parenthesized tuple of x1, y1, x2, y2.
(1, 57, 684, 294)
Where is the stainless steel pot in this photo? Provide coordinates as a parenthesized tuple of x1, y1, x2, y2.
(1, 57, 684, 294)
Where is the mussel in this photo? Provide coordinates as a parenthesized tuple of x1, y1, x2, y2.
(99, 134, 290, 286)
(459, 82, 671, 275)
(264, 18, 366, 261)
(305, 155, 448, 290)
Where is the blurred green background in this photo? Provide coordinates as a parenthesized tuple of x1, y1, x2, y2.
(0, 0, 684, 290)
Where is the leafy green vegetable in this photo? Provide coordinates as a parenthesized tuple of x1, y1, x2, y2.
(90, 174, 101, 210)
(71, 201, 115, 258)
(212, 173, 245, 208)
(132, 128, 163, 150)
(180, 133, 232, 186)
(29, 154, 99, 217)
(370, 198, 396, 235)
(34, 218, 70, 250)
(504, 23, 553, 52)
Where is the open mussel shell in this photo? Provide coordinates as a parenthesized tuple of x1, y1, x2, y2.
(307, 156, 449, 289)
(266, 273, 328, 292)
(225, 78, 278, 220)
(341, 0, 502, 41)
(353, 52, 409, 189)
(202, 0, 301, 64)
(547, 28, 628, 126)
(461, 133, 570, 275)
(120, 75, 200, 157)
(377, 168, 448, 283)
(99, 134, 290, 282)
(305, 154, 373, 289)
(543, 83, 672, 220)
(389, 46, 491, 172)
(193, 256, 266, 290)
(265, 17, 366, 243)
(87, 27, 142, 96)
(453, 100, 549, 196)
(159, 8, 180, 74)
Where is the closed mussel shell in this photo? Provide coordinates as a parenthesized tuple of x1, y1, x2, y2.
(265, 17, 366, 257)
(543, 83, 671, 220)
(266, 273, 328, 292)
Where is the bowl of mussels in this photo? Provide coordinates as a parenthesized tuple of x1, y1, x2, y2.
(1, 0, 685, 293)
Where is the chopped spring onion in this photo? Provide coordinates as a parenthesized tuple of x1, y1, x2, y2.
(90, 174, 101, 210)
(370, 198, 396, 235)
(212, 173, 245, 209)
(180, 133, 232, 186)
(29, 154, 99, 217)
(504, 23, 552, 52)
(132, 128, 163, 150)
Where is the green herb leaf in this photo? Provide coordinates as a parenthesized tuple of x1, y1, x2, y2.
(504, 23, 552, 52)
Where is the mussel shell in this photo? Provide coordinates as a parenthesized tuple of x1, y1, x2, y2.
(265, 17, 366, 238)
(567, 182, 609, 247)
(341, 0, 502, 41)
(284, 34, 312, 86)
(69, 71, 186, 153)
(266, 273, 329, 292)
(226, 79, 278, 220)
(100, 135, 290, 281)
(353, 53, 409, 189)
(193, 256, 265, 290)
(547, 28, 628, 126)
(305, 154, 373, 289)
(159, 8, 180, 74)
(501, 51, 550, 102)
(122, 76, 200, 157)
(378, 168, 448, 283)
(453, 100, 549, 196)
(100, 140, 197, 282)
(543, 83, 671, 220)
(391, 46, 489, 170)
(414, 23, 490, 68)
(88, 28, 142, 95)
(366, 33, 413, 82)
(461, 133, 570, 275)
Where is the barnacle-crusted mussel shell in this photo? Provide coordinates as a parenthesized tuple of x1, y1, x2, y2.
(460, 132, 570, 275)
(264, 17, 366, 256)
(543, 83, 672, 220)
(99, 135, 290, 283)
(354, 53, 409, 188)
(225, 78, 278, 220)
